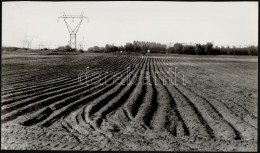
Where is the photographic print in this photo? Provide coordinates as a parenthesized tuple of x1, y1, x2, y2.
(1, 1, 258, 151)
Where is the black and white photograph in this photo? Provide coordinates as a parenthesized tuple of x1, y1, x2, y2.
(1, 1, 258, 151)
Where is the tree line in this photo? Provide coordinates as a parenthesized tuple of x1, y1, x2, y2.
(87, 41, 258, 56)
(168, 43, 258, 56)
(88, 41, 167, 53)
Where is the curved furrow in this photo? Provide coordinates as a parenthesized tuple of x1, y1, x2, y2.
(2, 74, 76, 100)
(1, 57, 132, 106)
(88, 56, 147, 130)
(150, 58, 178, 135)
(37, 56, 143, 127)
(166, 57, 258, 124)
(150, 57, 189, 137)
(2, 68, 99, 96)
(2, 70, 59, 84)
(1, 72, 78, 93)
(1, 54, 104, 76)
(157, 58, 246, 140)
(1, 56, 125, 94)
(132, 57, 157, 130)
(197, 95, 257, 140)
(63, 107, 95, 137)
(123, 58, 148, 119)
(1, 56, 133, 100)
(1, 72, 102, 114)
(2, 70, 75, 87)
(9, 57, 143, 126)
(82, 57, 145, 129)
(1, 55, 108, 89)
(159, 57, 257, 140)
(1, 57, 140, 121)
(153, 57, 211, 138)
(1, 65, 129, 115)
(68, 57, 148, 136)
(1, 70, 32, 77)
(1, 56, 122, 93)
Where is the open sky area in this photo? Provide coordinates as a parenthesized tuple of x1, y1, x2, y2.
(2, 1, 258, 49)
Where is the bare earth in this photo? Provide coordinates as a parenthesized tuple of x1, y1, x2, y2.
(1, 51, 258, 151)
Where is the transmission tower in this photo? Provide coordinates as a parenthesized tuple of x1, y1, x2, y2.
(57, 12, 89, 49)
(39, 43, 45, 49)
(22, 35, 34, 49)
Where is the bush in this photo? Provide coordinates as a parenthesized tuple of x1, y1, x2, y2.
(54, 45, 76, 52)
(41, 48, 49, 51)
(78, 49, 84, 53)
(88, 46, 105, 52)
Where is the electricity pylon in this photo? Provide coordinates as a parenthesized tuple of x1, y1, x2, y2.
(39, 43, 45, 49)
(22, 35, 33, 49)
(57, 12, 89, 49)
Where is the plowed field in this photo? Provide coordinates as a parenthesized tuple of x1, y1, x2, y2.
(1, 51, 258, 151)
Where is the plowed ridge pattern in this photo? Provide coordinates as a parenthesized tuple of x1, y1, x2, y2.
(1, 54, 257, 143)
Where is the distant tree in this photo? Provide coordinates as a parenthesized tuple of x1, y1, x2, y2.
(99, 47, 105, 52)
(93, 46, 100, 52)
(125, 43, 134, 52)
(204, 42, 213, 55)
(167, 47, 175, 54)
(247, 46, 258, 55)
(134, 45, 142, 52)
(105, 44, 110, 53)
(113, 45, 119, 52)
(104, 44, 119, 52)
(182, 45, 195, 54)
(195, 44, 205, 55)
(173, 43, 183, 54)
(118, 45, 124, 51)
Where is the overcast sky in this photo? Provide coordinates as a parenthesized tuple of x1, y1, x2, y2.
(2, 1, 258, 49)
